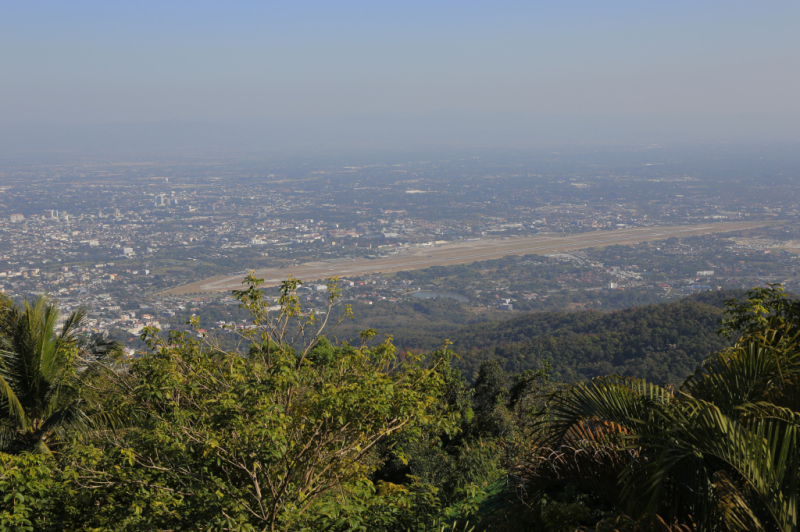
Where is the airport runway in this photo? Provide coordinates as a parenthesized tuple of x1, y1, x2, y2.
(163, 221, 771, 295)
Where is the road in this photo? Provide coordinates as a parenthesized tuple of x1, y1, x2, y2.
(162, 221, 772, 295)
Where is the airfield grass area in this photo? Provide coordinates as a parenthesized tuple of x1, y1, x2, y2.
(163, 221, 772, 295)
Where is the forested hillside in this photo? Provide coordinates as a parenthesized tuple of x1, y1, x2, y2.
(325, 288, 717, 355)
(154, 288, 747, 384)
(449, 290, 744, 383)
(327, 290, 745, 383)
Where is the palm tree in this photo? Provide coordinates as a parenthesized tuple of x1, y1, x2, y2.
(486, 292, 800, 532)
(0, 295, 121, 455)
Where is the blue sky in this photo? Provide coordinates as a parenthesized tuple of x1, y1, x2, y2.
(1, 1, 798, 125)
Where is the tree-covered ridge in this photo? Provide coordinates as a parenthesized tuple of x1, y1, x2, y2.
(451, 291, 744, 383)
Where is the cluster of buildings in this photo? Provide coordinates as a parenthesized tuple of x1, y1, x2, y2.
(0, 153, 796, 337)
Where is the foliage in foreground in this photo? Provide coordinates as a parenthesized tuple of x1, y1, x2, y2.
(1, 282, 798, 532)
(485, 284, 800, 532)
(0, 276, 507, 531)
(0, 295, 120, 455)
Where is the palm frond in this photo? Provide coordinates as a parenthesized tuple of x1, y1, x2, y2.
(738, 401, 800, 428)
(31, 438, 52, 456)
(710, 470, 765, 532)
(544, 376, 672, 447)
(0, 372, 29, 431)
(0, 422, 17, 451)
(479, 424, 639, 531)
(683, 328, 800, 415)
(42, 400, 93, 444)
(0, 296, 124, 453)
(58, 306, 87, 340)
(646, 400, 798, 532)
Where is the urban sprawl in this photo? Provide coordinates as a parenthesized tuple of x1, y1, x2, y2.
(1, 147, 798, 348)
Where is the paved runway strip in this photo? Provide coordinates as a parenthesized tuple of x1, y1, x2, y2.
(163, 221, 771, 295)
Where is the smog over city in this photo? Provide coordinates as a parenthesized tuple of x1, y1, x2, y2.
(2, 2, 800, 529)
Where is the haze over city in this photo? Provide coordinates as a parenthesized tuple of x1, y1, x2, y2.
(2, 1, 799, 151)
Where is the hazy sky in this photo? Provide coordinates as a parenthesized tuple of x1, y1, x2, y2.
(2, 1, 799, 127)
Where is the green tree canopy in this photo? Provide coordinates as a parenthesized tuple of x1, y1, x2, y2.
(62, 275, 459, 532)
(0, 296, 121, 455)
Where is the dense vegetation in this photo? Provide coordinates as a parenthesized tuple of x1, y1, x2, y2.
(450, 291, 740, 383)
(331, 290, 742, 384)
(1, 280, 799, 531)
